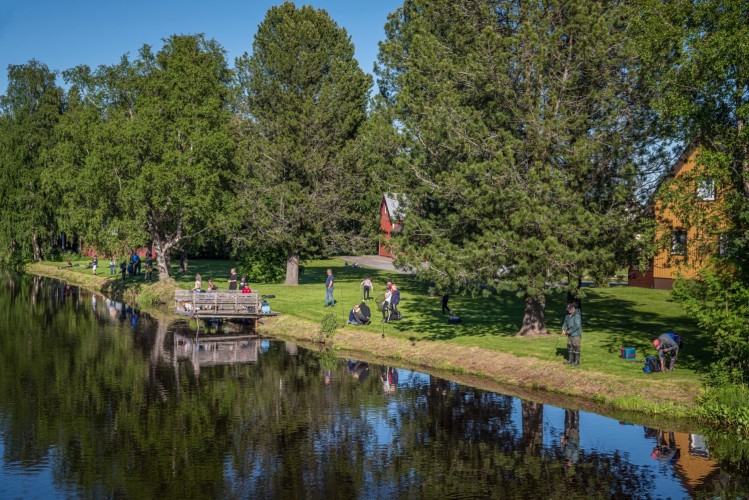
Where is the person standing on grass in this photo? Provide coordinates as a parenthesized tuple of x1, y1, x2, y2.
(562, 302, 582, 366)
(361, 276, 373, 301)
(390, 284, 402, 319)
(441, 294, 451, 316)
(325, 268, 335, 307)
(228, 268, 238, 290)
(92, 255, 98, 275)
(109, 257, 117, 275)
(132, 252, 141, 275)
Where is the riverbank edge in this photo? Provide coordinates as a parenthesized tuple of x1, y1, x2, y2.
(26, 262, 705, 424)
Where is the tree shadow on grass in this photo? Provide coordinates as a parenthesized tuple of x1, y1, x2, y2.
(586, 292, 713, 374)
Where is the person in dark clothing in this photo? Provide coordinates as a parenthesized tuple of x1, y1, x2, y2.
(348, 305, 367, 325)
(228, 268, 238, 290)
(653, 333, 680, 372)
(561, 409, 580, 467)
(562, 303, 582, 366)
(441, 294, 451, 315)
(120, 261, 127, 279)
(132, 253, 141, 275)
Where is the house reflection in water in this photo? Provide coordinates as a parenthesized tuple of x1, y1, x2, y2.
(174, 333, 260, 376)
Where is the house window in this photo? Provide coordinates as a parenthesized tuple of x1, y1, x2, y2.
(696, 178, 715, 201)
(719, 233, 736, 257)
(671, 230, 687, 256)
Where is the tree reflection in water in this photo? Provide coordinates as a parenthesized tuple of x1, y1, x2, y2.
(0, 272, 746, 498)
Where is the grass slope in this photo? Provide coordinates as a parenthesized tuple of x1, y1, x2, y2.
(29, 257, 708, 414)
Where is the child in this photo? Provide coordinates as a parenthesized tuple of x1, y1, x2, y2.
(361, 276, 373, 300)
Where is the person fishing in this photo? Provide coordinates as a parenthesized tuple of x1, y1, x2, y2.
(653, 332, 681, 372)
(562, 302, 582, 366)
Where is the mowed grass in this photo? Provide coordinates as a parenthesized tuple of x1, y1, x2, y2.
(166, 258, 707, 387)
(45, 256, 707, 390)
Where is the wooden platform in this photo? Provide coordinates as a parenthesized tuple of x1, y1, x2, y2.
(174, 290, 278, 329)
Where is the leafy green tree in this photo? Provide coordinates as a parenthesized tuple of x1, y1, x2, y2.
(377, 0, 649, 334)
(234, 1, 372, 285)
(635, 0, 749, 382)
(0, 60, 64, 263)
(53, 35, 235, 279)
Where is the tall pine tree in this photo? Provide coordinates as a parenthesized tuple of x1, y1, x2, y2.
(377, 0, 649, 334)
(234, 2, 372, 285)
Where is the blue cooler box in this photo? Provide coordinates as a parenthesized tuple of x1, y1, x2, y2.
(620, 347, 636, 360)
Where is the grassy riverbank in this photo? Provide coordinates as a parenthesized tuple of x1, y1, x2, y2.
(27, 257, 708, 420)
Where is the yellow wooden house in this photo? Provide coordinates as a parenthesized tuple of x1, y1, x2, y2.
(629, 142, 727, 290)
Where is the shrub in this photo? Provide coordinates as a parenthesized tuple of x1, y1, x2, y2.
(317, 313, 339, 343)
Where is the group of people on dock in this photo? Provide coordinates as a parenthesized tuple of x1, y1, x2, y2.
(191, 268, 252, 294)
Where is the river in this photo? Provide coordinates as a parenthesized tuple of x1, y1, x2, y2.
(0, 273, 746, 498)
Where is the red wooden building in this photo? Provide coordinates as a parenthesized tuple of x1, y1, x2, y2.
(379, 194, 404, 258)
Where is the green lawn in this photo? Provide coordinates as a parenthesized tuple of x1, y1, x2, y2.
(168, 258, 707, 385)
(51, 256, 708, 386)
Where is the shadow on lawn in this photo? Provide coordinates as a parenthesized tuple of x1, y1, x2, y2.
(587, 293, 713, 373)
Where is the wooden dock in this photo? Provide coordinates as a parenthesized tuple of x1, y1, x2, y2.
(174, 290, 278, 330)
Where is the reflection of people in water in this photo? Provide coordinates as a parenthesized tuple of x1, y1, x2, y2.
(348, 361, 370, 382)
(651, 430, 680, 463)
(561, 409, 580, 467)
(324, 369, 332, 385)
(381, 367, 399, 394)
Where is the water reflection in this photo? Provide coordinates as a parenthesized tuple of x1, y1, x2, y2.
(0, 272, 746, 498)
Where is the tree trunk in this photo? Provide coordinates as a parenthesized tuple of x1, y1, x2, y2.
(32, 232, 42, 261)
(285, 252, 300, 286)
(516, 293, 548, 336)
(521, 401, 544, 456)
(152, 238, 171, 281)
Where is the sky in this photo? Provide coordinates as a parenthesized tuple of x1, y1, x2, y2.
(0, 0, 403, 94)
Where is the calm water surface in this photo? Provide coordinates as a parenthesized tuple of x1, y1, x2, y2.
(0, 273, 747, 499)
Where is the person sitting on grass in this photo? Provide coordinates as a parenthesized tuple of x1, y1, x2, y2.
(241, 283, 252, 294)
(348, 305, 367, 325)
(192, 274, 202, 292)
(207, 279, 217, 291)
(66, 258, 73, 268)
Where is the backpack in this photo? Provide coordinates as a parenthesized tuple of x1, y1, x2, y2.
(665, 332, 683, 348)
(643, 356, 661, 374)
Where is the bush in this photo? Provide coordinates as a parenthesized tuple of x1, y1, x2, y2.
(673, 271, 749, 384)
(235, 246, 293, 283)
(317, 313, 339, 343)
(695, 385, 749, 436)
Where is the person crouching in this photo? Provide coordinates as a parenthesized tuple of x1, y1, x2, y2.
(653, 334, 679, 372)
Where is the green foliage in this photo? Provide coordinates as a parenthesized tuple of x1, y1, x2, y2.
(52, 35, 235, 279)
(236, 245, 288, 284)
(673, 271, 749, 384)
(0, 60, 64, 263)
(376, 0, 651, 334)
(317, 312, 339, 343)
(695, 385, 749, 436)
(635, 0, 749, 387)
(233, 1, 373, 284)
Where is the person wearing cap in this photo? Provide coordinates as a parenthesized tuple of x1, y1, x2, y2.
(653, 333, 679, 372)
(562, 302, 582, 366)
